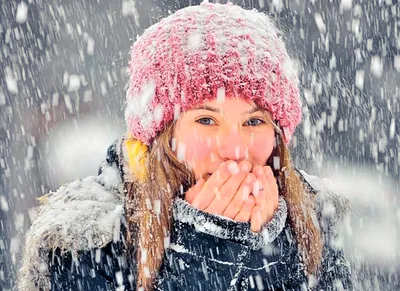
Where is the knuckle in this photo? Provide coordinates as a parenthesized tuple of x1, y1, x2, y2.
(211, 169, 227, 184)
(245, 173, 256, 184)
(266, 166, 274, 178)
(218, 189, 233, 201)
(236, 211, 249, 221)
(254, 165, 263, 174)
(242, 203, 253, 212)
(230, 198, 244, 210)
(247, 195, 256, 205)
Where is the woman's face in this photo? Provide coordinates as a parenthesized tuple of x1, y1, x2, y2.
(172, 98, 276, 180)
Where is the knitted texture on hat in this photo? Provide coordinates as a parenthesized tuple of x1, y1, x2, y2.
(125, 1, 302, 145)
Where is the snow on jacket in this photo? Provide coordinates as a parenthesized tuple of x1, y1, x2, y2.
(17, 137, 353, 291)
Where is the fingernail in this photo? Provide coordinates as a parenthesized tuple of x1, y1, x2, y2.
(252, 180, 262, 196)
(246, 174, 254, 183)
(227, 161, 239, 174)
(240, 162, 251, 172)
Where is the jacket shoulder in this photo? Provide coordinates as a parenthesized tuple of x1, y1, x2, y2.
(296, 168, 351, 230)
(296, 169, 353, 290)
(18, 138, 126, 291)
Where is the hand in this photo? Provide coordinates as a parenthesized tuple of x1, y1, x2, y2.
(185, 160, 257, 221)
(185, 162, 279, 233)
(249, 165, 279, 232)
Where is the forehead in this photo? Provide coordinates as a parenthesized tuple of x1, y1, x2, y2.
(187, 97, 273, 119)
(202, 97, 256, 108)
(195, 97, 261, 113)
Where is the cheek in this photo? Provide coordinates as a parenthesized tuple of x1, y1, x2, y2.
(189, 146, 214, 166)
(248, 135, 275, 164)
(176, 132, 214, 166)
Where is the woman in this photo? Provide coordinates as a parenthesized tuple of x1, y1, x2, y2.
(18, 2, 352, 290)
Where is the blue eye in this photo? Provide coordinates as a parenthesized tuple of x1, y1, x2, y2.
(245, 118, 264, 126)
(196, 117, 216, 125)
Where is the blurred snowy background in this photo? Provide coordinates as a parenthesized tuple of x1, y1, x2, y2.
(0, 0, 399, 290)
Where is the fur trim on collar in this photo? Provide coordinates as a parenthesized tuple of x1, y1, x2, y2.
(172, 196, 288, 250)
(17, 162, 124, 291)
(171, 170, 351, 250)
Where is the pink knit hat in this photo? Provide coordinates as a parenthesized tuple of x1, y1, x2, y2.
(125, 1, 302, 145)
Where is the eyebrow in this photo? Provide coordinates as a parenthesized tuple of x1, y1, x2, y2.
(188, 105, 261, 115)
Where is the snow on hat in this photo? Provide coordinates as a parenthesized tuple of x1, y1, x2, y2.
(125, 1, 302, 145)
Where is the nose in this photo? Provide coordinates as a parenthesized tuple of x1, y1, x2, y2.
(216, 125, 248, 162)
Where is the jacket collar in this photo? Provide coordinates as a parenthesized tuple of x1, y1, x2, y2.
(172, 196, 288, 250)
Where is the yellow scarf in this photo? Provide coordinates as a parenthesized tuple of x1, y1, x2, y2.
(124, 133, 149, 183)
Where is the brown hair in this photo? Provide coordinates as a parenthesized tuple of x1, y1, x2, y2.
(125, 123, 323, 290)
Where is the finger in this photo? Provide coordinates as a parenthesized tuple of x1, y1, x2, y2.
(264, 166, 279, 201)
(222, 172, 256, 219)
(191, 161, 233, 209)
(252, 166, 268, 207)
(252, 165, 272, 227)
(234, 195, 256, 222)
(263, 166, 279, 221)
(205, 161, 252, 215)
(250, 205, 263, 232)
(251, 166, 264, 202)
(185, 178, 205, 204)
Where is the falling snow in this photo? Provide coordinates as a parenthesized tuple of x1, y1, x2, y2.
(15, 2, 28, 24)
(370, 56, 383, 78)
(340, 0, 353, 11)
(314, 13, 326, 34)
(1, 0, 400, 290)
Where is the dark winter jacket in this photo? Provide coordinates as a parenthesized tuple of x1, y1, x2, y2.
(18, 137, 353, 290)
